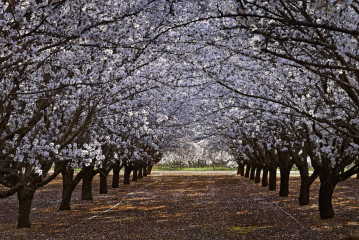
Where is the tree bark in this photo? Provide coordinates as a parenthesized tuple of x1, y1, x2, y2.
(112, 164, 120, 188)
(279, 165, 292, 196)
(255, 167, 262, 183)
(250, 165, 256, 180)
(237, 162, 245, 176)
(239, 162, 245, 176)
(143, 166, 148, 177)
(124, 165, 132, 184)
(297, 167, 314, 205)
(318, 170, 337, 219)
(299, 179, 310, 205)
(138, 167, 143, 179)
(244, 164, 251, 178)
(132, 167, 138, 181)
(147, 165, 153, 175)
(268, 166, 277, 191)
(262, 168, 268, 187)
(99, 171, 108, 194)
(17, 187, 35, 228)
(59, 168, 74, 210)
(81, 166, 94, 201)
(59, 166, 86, 210)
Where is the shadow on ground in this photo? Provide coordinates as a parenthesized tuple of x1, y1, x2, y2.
(0, 172, 358, 239)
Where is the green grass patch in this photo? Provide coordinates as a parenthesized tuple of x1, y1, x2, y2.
(152, 166, 236, 171)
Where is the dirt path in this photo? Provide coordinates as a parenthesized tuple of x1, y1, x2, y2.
(0, 172, 358, 239)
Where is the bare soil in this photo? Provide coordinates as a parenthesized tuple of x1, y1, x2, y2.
(0, 171, 358, 239)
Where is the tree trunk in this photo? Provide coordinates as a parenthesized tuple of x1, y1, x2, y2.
(138, 167, 143, 179)
(262, 168, 268, 187)
(147, 165, 153, 175)
(59, 169, 74, 210)
(250, 165, 256, 180)
(17, 187, 35, 228)
(81, 167, 94, 201)
(297, 166, 312, 205)
(318, 170, 337, 219)
(356, 173, 359, 179)
(132, 167, 138, 181)
(244, 164, 251, 178)
(255, 167, 262, 183)
(268, 167, 277, 191)
(279, 166, 291, 196)
(299, 179, 310, 205)
(143, 166, 147, 177)
(99, 171, 108, 194)
(239, 163, 245, 176)
(112, 164, 120, 188)
(124, 165, 132, 184)
(237, 162, 245, 176)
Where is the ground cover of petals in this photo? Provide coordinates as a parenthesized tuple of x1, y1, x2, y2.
(0, 172, 358, 240)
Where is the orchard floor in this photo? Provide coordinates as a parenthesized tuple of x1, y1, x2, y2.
(0, 171, 358, 240)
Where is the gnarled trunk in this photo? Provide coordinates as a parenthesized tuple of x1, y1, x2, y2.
(262, 168, 268, 187)
(318, 170, 337, 219)
(255, 167, 262, 183)
(81, 166, 94, 201)
(17, 187, 35, 228)
(279, 165, 292, 196)
(268, 166, 277, 191)
(112, 164, 120, 188)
